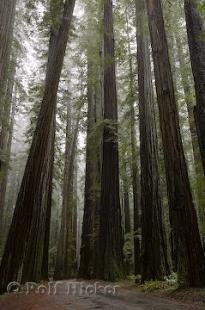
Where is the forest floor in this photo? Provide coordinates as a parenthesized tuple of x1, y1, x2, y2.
(0, 279, 205, 309)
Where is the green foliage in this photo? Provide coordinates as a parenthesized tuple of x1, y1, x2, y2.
(164, 273, 178, 286)
(140, 281, 169, 292)
(43, 0, 64, 32)
(199, 2, 205, 18)
(139, 274, 177, 292)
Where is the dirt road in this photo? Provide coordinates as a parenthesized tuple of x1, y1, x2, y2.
(0, 281, 203, 309)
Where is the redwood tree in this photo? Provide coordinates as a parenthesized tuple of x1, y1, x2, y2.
(0, 0, 16, 101)
(175, 33, 205, 233)
(0, 0, 76, 293)
(136, 0, 169, 282)
(125, 8, 141, 277)
(145, 0, 205, 287)
(54, 105, 80, 280)
(184, 0, 205, 176)
(0, 55, 17, 251)
(0, 0, 17, 239)
(79, 1, 103, 278)
(79, 54, 103, 279)
(96, 0, 124, 281)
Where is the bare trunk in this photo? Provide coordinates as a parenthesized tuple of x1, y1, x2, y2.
(0, 0, 16, 80)
(123, 180, 131, 235)
(41, 141, 54, 281)
(0, 59, 16, 249)
(54, 108, 80, 280)
(125, 9, 141, 278)
(136, 0, 170, 282)
(0, 0, 76, 293)
(0, 0, 16, 128)
(79, 51, 103, 279)
(96, 0, 124, 281)
(146, 0, 205, 287)
(176, 34, 205, 233)
(184, 0, 205, 176)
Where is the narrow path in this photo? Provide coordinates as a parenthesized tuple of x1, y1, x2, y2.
(0, 281, 203, 309)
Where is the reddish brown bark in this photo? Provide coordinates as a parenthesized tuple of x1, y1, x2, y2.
(184, 0, 205, 176)
(136, 0, 170, 282)
(0, 0, 16, 94)
(125, 8, 141, 277)
(54, 108, 80, 280)
(146, 0, 205, 287)
(0, 0, 76, 293)
(79, 52, 103, 279)
(0, 58, 16, 250)
(96, 0, 124, 281)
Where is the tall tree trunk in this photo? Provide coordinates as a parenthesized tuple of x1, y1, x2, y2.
(125, 9, 141, 278)
(54, 103, 72, 280)
(0, 94, 16, 256)
(119, 135, 131, 237)
(54, 108, 80, 280)
(0, 0, 16, 112)
(0, 1, 17, 225)
(2, 154, 22, 241)
(96, 0, 124, 281)
(0, 0, 76, 293)
(41, 141, 54, 281)
(176, 35, 200, 176)
(0, 59, 16, 250)
(123, 179, 131, 235)
(122, 167, 131, 276)
(21, 122, 56, 284)
(131, 110, 141, 278)
(72, 162, 78, 267)
(184, 0, 205, 176)
(135, 0, 170, 282)
(79, 53, 103, 279)
(145, 0, 205, 287)
(0, 0, 16, 80)
(175, 34, 205, 229)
